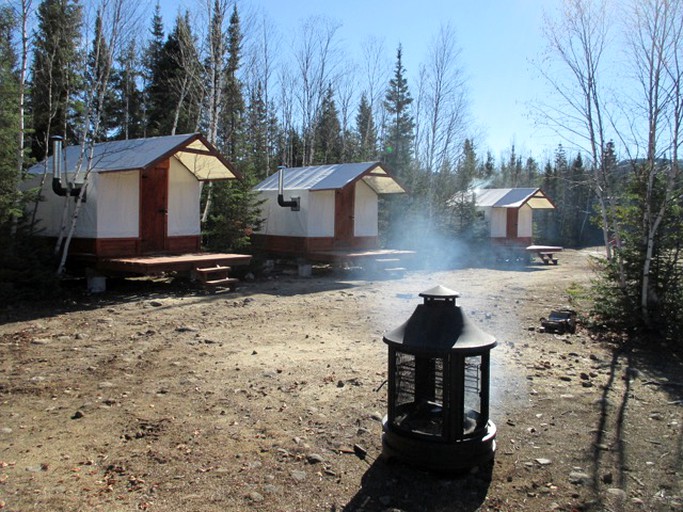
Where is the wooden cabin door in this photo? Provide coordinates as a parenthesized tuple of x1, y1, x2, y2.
(140, 162, 169, 253)
(506, 208, 519, 239)
(334, 185, 355, 248)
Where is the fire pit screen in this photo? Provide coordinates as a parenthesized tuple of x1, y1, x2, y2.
(382, 285, 497, 471)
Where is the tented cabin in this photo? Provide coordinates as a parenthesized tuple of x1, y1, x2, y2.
(25, 133, 251, 284)
(474, 188, 555, 247)
(252, 162, 409, 262)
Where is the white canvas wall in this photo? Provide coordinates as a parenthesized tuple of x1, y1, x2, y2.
(354, 180, 378, 236)
(23, 172, 99, 238)
(489, 208, 507, 237)
(168, 157, 200, 236)
(95, 171, 138, 237)
(307, 190, 334, 236)
(518, 204, 533, 237)
(488, 205, 533, 237)
(256, 189, 309, 237)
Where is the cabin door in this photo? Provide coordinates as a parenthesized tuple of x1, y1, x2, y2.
(506, 208, 519, 239)
(334, 185, 355, 248)
(140, 161, 169, 253)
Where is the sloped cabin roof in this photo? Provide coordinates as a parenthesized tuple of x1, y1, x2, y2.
(28, 133, 240, 181)
(254, 162, 406, 194)
(474, 188, 555, 209)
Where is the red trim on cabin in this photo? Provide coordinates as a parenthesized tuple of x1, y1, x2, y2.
(251, 234, 379, 257)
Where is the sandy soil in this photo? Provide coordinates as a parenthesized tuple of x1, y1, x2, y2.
(1, 248, 681, 512)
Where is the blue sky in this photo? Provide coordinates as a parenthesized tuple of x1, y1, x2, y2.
(160, 0, 555, 159)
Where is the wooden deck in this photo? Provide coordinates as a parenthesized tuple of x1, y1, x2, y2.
(307, 248, 416, 264)
(94, 252, 252, 275)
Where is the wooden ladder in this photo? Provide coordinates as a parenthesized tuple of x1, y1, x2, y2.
(194, 265, 239, 291)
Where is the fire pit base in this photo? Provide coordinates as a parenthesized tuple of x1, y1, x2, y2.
(381, 418, 497, 472)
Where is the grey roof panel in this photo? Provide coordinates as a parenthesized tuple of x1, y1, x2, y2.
(474, 188, 554, 209)
(255, 162, 405, 194)
(26, 134, 238, 181)
(28, 134, 196, 175)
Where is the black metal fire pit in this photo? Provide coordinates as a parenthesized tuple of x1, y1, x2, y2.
(381, 285, 497, 472)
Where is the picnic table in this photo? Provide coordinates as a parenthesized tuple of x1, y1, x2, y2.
(526, 245, 563, 265)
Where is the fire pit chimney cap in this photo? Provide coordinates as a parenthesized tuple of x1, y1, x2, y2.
(419, 285, 460, 300)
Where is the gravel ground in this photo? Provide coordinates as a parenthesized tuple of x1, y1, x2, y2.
(0, 247, 681, 512)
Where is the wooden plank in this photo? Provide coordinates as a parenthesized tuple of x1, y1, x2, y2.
(97, 253, 251, 274)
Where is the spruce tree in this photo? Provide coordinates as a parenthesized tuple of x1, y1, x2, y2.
(244, 81, 277, 181)
(382, 44, 414, 180)
(220, 4, 245, 159)
(86, 10, 116, 141)
(355, 93, 377, 161)
(109, 40, 144, 140)
(0, 6, 20, 228)
(142, 3, 166, 136)
(30, 0, 83, 157)
(313, 84, 342, 164)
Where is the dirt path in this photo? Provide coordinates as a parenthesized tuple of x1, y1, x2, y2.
(1, 249, 681, 511)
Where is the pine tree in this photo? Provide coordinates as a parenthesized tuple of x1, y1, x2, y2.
(382, 45, 414, 180)
(30, 0, 83, 157)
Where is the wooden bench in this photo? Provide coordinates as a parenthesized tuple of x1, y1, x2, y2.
(538, 252, 558, 265)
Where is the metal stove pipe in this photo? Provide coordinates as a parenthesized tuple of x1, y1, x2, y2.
(276, 166, 300, 211)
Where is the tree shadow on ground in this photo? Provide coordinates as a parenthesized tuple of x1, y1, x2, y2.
(341, 456, 492, 512)
(590, 335, 683, 510)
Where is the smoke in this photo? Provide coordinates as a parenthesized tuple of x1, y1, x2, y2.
(384, 206, 491, 270)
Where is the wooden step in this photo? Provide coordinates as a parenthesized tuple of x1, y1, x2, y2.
(195, 265, 231, 276)
(204, 277, 239, 288)
(385, 267, 406, 275)
(374, 258, 401, 263)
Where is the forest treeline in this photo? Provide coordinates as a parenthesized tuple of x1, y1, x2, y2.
(1, 0, 682, 340)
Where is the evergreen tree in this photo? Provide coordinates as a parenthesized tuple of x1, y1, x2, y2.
(480, 151, 495, 182)
(523, 156, 540, 186)
(158, 12, 203, 136)
(244, 81, 272, 181)
(313, 84, 342, 164)
(142, 3, 166, 136)
(382, 44, 414, 181)
(0, 6, 20, 228)
(109, 39, 144, 140)
(537, 161, 557, 242)
(454, 138, 477, 191)
(220, 4, 245, 159)
(355, 93, 377, 161)
(86, 10, 116, 141)
(30, 0, 83, 157)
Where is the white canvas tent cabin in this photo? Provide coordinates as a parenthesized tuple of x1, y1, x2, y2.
(473, 188, 556, 248)
(25, 133, 251, 284)
(252, 162, 414, 266)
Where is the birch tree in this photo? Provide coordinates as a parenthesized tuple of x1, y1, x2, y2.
(56, 0, 140, 274)
(292, 16, 341, 165)
(201, 0, 227, 224)
(541, 0, 625, 275)
(624, 0, 683, 327)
